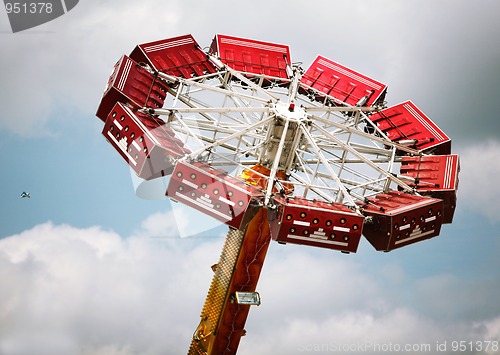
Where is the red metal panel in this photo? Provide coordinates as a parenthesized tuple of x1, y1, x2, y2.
(400, 155, 459, 191)
(400, 154, 460, 223)
(368, 101, 451, 155)
(268, 196, 364, 253)
(96, 55, 168, 122)
(300, 55, 387, 106)
(166, 161, 264, 229)
(130, 34, 217, 79)
(360, 190, 444, 251)
(210, 34, 291, 79)
(102, 102, 189, 180)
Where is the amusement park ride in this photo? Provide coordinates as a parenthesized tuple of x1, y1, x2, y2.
(95, 34, 459, 354)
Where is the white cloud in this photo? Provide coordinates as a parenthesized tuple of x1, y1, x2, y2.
(0, 0, 183, 137)
(2, 0, 500, 139)
(455, 140, 500, 223)
(135, 209, 180, 238)
(482, 317, 500, 347)
(132, 205, 227, 239)
(241, 309, 500, 355)
(0, 222, 220, 354)
(239, 248, 500, 354)
(3, 221, 498, 355)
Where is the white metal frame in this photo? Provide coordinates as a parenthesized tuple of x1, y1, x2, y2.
(143, 55, 422, 211)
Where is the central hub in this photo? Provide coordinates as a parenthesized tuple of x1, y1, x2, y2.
(274, 101, 307, 122)
(258, 102, 307, 172)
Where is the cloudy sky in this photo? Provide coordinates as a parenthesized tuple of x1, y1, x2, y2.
(1, 1, 500, 354)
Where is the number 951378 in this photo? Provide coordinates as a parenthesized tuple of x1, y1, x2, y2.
(5, 2, 53, 14)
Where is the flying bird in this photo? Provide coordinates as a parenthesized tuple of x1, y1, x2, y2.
(20, 192, 30, 198)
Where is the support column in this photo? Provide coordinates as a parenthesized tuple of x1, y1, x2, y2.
(188, 208, 271, 355)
